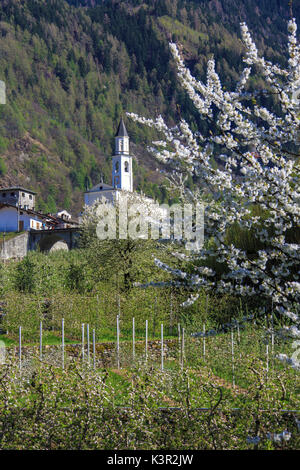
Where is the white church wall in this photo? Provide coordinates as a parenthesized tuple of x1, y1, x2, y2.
(84, 190, 116, 207)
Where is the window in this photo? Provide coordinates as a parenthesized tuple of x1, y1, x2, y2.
(124, 161, 129, 172)
(115, 161, 119, 172)
(2, 193, 5, 198)
(22, 193, 25, 197)
(29, 195, 32, 200)
(10, 192, 15, 197)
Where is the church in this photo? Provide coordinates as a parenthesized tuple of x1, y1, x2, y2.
(83, 118, 168, 240)
(84, 118, 134, 206)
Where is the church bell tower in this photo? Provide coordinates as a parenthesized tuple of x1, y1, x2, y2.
(112, 118, 133, 192)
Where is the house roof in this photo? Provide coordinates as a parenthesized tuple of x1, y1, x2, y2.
(0, 203, 79, 227)
(115, 118, 128, 137)
(0, 203, 57, 225)
(56, 210, 72, 217)
(0, 186, 37, 195)
(0, 202, 47, 218)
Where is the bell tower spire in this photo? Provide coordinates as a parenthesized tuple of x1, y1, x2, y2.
(112, 117, 133, 192)
(115, 117, 129, 155)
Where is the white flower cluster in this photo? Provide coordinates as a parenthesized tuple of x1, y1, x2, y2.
(180, 293, 200, 307)
(127, 20, 300, 369)
(277, 353, 300, 371)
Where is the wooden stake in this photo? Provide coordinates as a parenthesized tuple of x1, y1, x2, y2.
(169, 293, 173, 336)
(19, 326, 22, 371)
(145, 319, 148, 363)
(39, 321, 43, 361)
(117, 315, 120, 369)
(93, 329, 96, 370)
(62, 318, 65, 370)
(266, 344, 269, 381)
(231, 329, 235, 388)
(181, 327, 185, 370)
(178, 323, 181, 365)
(81, 323, 85, 363)
(161, 323, 164, 372)
(87, 323, 90, 366)
(132, 317, 135, 362)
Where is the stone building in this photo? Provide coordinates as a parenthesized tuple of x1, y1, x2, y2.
(0, 187, 36, 211)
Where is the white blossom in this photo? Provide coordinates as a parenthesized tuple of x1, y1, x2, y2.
(127, 19, 300, 368)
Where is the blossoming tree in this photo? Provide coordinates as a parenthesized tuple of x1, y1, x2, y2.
(128, 19, 300, 369)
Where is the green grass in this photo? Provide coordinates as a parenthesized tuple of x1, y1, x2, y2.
(1, 327, 179, 347)
(106, 370, 131, 405)
(158, 15, 208, 44)
(38, 333, 76, 346)
(0, 333, 79, 347)
(0, 334, 16, 346)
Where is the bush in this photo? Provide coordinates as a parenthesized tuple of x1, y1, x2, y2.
(14, 257, 36, 293)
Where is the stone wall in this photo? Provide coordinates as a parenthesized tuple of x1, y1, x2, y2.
(0, 232, 29, 260)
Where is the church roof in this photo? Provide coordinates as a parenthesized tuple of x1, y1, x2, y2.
(115, 118, 128, 137)
(85, 183, 114, 193)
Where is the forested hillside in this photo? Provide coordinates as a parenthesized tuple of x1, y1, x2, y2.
(0, 0, 298, 215)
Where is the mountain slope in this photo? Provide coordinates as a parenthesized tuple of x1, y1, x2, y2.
(0, 0, 298, 215)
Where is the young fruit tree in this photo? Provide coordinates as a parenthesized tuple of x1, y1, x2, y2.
(128, 19, 300, 370)
(80, 194, 167, 291)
